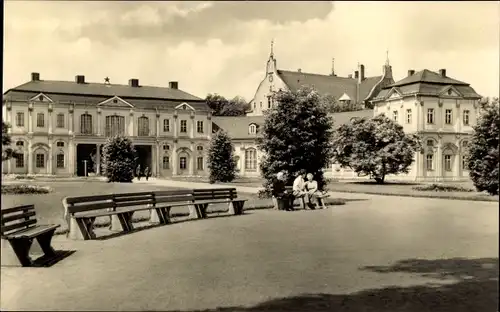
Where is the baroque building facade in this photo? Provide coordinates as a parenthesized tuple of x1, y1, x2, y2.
(2, 73, 212, 177)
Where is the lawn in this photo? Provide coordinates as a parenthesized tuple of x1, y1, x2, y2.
(1, 180, 344, 235)
(169, 176, 499, 202)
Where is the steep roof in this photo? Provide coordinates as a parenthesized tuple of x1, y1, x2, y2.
(277, 70, 381, 103)
(213, 109, 374, 140)
(372, 69, 481, 101)
(3, 79, 208, 111)
(388, 69, 469, 88)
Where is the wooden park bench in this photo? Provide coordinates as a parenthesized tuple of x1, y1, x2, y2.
(64, 190, 194, 240)
(192, 188, 247, 219)
(284, 186, 330, 209)
(1, 205, 60, 267)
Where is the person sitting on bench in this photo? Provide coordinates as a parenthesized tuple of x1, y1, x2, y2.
(272, 171, 292, 211)
(292, 169, 307, 198)
(305, 173, 320, 209)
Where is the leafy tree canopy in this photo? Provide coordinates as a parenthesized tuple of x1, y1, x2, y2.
(331, 114, 421, 184)
(2, 121, 15, 161)
(466, 97, 499, 195)
(258, 87, 335, 193)
(102, 135, 137, 183)
(208, 130, 237, 183)
(205, 94, 249, 116)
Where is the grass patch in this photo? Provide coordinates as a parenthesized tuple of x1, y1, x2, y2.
(412, 183, 474, 193)
(1, 184, 52, 194)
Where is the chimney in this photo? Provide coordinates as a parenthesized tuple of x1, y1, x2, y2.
(439, 69, 446, 77)
(169, 81, 178, 89)
(408, 70, 415, 77)
(31, 72, 40, 81)
(75, 75, 85, 84)
(348, 74, 353, 79)
(354, 70, 359, 79)
(298, 68, 302, 73)
(359, 64, 365, 82)
(128, 79, 139, 87)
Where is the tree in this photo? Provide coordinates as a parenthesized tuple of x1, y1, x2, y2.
(258, 87, 335, 195)
(331, 114, 421, 184)
(2, 121, 15, 161)
(205, 93, 229, 116)
(321, 93, 363, 113)
(102, 135, 137, 182)
(220, 96, 250, 116)
(466, 97, 499, 195)
(207, 130, 237, 183)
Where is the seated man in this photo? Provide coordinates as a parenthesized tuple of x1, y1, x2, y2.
(304, 173, 320, 209)
(292, 169, 307, 198)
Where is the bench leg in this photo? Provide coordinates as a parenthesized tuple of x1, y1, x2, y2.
(150, 208, 160, 224)
(9, 238, 34, 267)
(36, 229, 57, 257)
(229, 201, 245, 215)
(76, 217, 97, 240)
(117, 212, 134, 232)
(194, 204, 209, 219)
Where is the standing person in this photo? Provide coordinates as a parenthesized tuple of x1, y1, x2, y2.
(136, 164, 142, 181)
(144, 166, 150, 181)
(305, 173, 320, 209)
(272, 171, 291, 211)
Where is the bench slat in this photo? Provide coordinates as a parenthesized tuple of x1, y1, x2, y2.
(1, 219, 37, 234)
(154, 190, 193, 196)
(114, 196, 153, 203)
(115, 200, 153, 208)
(114, 192, 152, 198)
(1, 211, 36, 224)
(68, 201, 115, 214)
(66, 194, 114, 204)
(5, 224, 60, 239)
(155, 196, 194, 204)
(0, 205, 35, 216)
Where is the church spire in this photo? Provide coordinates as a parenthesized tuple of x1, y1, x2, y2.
(331, 58, 336, 76)
(270, 39, 274, 58)
(385, 49, 390, 66)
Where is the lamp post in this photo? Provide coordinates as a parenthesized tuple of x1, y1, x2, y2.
(83, 160, 88, 177)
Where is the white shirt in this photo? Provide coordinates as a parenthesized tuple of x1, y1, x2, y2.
(293, 176, 305, 192)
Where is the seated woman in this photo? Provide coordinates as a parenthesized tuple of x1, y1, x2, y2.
(271, 171, 292, 211)
(304, 173, 320, 209)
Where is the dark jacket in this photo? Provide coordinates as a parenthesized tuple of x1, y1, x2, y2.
(271, 179, 287, 198)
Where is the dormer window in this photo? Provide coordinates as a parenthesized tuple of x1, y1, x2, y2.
(113, 99, 118, 103)
(249, 124, 257, 134)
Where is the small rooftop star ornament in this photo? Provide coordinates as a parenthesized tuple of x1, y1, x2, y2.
(104, 77, 110, 84)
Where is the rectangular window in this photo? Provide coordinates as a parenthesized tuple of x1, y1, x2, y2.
(179, 156, 187, 169)
(37, 113, 45, 127)
(406, 109, 412, 124)
(444, 155, 452, 171)
(56, 154, 65, 168)
(162, 156, 170, 169)
(16, 112, 25, 127)
(426, 139, 434, 147)
(427, 108, 434, 124)
(463, 110, 470, 125)
(56, 113, 65, 128)
(267, 97, 271, 109)
(15, 153, 24, 168)
(105, 115, 125, 137)
(245, 149, 257, 170)
(137, 116, 149, 136)
(462, 155, 468, 170)
(80, 114, 93, 135)
(163, 119, 170, 132)
(426, 154, 433, 170)
(180, 120, 187, 133)
(197, 157, 204, 170)
(392, 110, 398, 122)
(36, 154, 45, 168)
(445, 109, 452, 124)
(197, 121, 204, 133)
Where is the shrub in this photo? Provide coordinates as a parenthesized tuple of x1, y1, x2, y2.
(412, 184, 474, 193)
(467, 97, 499, 195)
(2, 184, 52, 194)
(102, 136, 137, 183)
(207, 130, 237, 183)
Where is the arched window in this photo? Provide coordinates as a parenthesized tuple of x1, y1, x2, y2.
(105, 115, 125, 137)
(138, 116, 149, 136)
(249, 124, 257, 134)
(56, 152, 65, 168)
(245, 148, 257, 170)
(80, 113, 93, 135)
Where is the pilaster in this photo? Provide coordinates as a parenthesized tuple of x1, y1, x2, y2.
(48, 139, 53, 175)
(68, 139, 75, 176)
(173, 110, 178, 138)
(172, 140, 178, 176)
(189, 112, 195, 139)
(48, 103, 53, 135)
(28, 102, 34, 134)
(27, 138, 33, 174)
(97, 108, 102, 136)
(189, 141, 195, 175)
(68, 104, 74, 135)
(128, 109, 134, 136)
(239, 146, 246, 176)
(96, 144, 101, 175)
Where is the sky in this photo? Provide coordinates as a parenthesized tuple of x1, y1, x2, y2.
(3, 1, 499, 101)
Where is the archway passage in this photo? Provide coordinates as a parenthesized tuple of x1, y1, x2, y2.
(135, 145, 152, 174)
(76, 144, 97, 176)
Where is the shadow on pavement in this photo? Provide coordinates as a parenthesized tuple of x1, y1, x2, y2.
(31, 250, 77, 268)
(167, 257, 498, 312)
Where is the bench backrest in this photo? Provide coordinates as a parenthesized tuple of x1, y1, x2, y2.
(113, 192, 154, 208)
(154, 189, 194, 204)
(1, 205, 37, 237)
(192, 188, 237, 201)
(65, 194, 115, 215)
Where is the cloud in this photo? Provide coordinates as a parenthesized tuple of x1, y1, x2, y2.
(3, 1, 499, 101)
